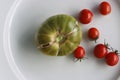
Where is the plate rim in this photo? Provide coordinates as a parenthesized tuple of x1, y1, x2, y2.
(3, 0, 26, 80)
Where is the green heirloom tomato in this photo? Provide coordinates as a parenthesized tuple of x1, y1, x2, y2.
(35, 14, 82, 56)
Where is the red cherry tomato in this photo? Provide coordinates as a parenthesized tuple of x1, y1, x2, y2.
(74, 46, 85, 59)
(94, 44, 108, 58)
(88, 27, 100, 40)
(105, 52, 119, 66)
(99, 1, 111, 15)
(79, 9, 93, 24)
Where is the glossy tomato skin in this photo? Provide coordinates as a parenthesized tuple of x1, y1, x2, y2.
(88, 27, 99, 40)
(79, 9, 93, 24)
(99, 1, 111, 15)
(105, 52, 119, 66)
(74, 46, 85, 59)
(94, 44, 108, 58)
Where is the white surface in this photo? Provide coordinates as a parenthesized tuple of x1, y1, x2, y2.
(0, 0, 18, 80)
(2, 0, 120, 80)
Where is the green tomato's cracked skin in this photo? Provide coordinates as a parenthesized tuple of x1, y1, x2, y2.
(35, 14, 82, 56)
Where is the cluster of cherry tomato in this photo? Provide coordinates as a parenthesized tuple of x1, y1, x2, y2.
(79, 1, 111, 24)
(73, 1, 119, 66)
(94, 43, 119, 66)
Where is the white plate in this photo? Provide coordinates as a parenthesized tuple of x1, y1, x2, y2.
(3, 0, 120, 80)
